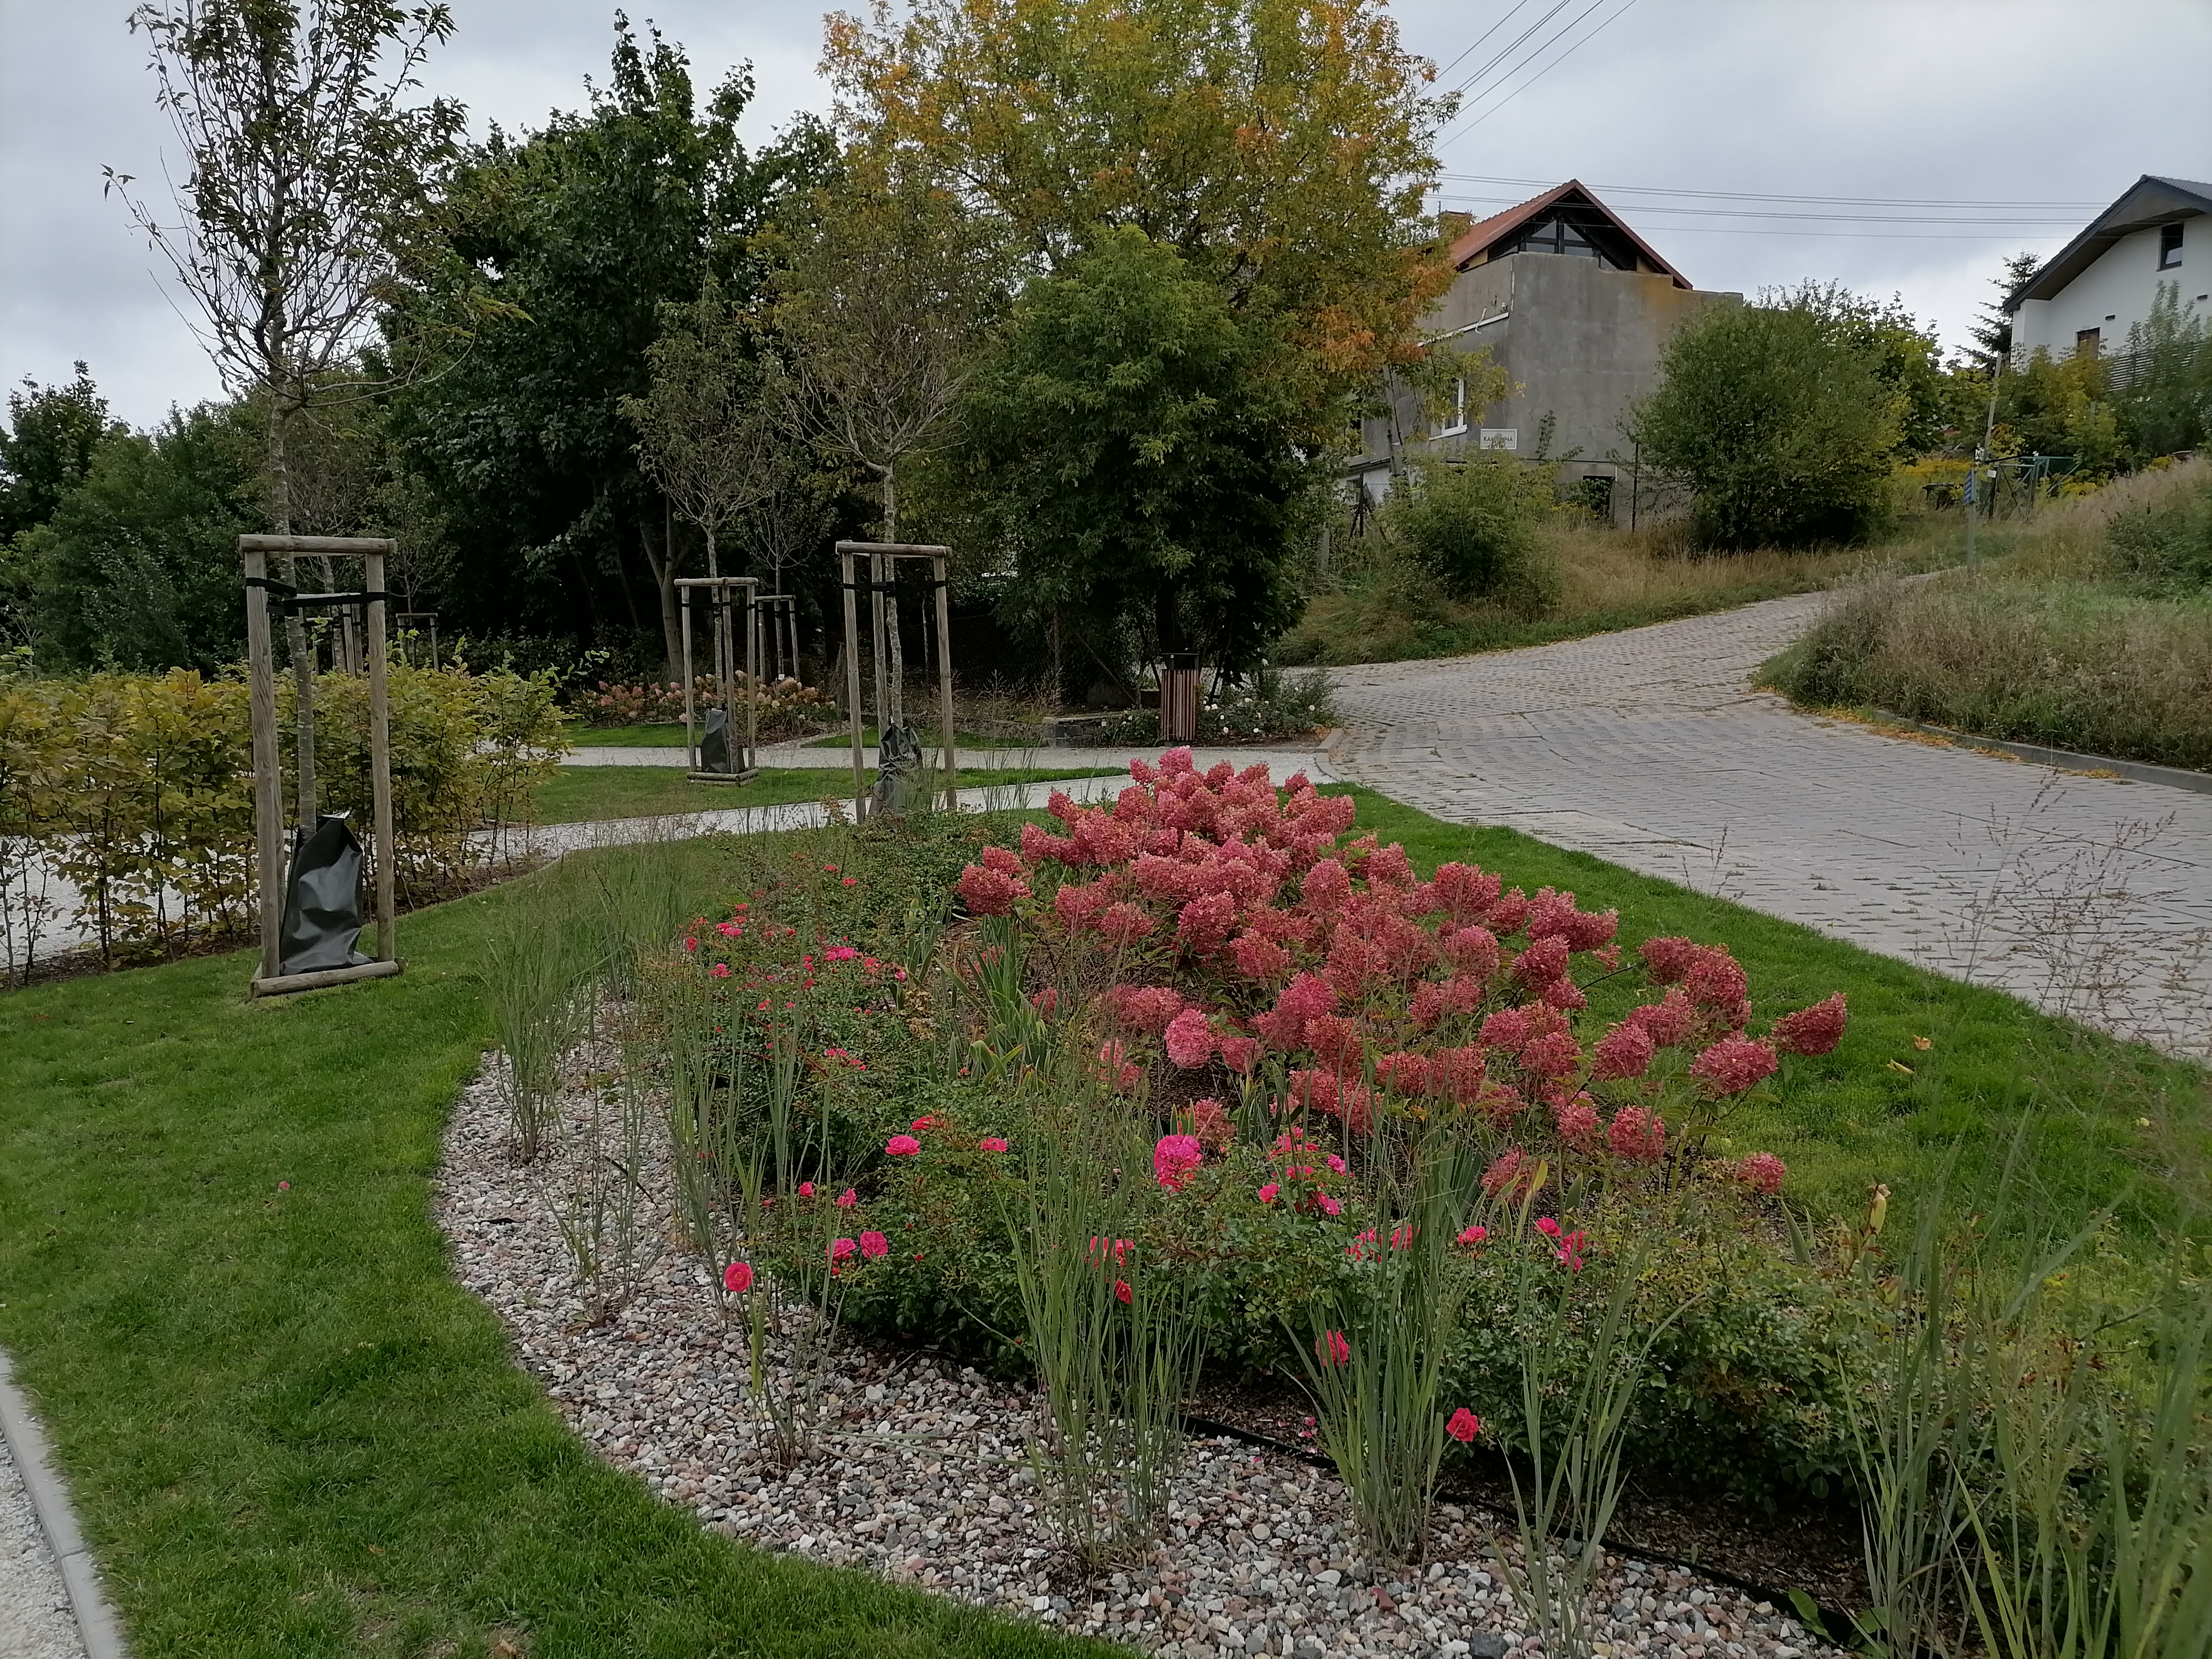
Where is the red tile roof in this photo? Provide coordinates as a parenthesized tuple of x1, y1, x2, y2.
(1444, 180, 1692, 289)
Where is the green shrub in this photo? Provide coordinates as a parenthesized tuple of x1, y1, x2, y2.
(2107, 471, 2212, 593)
(1630, 286, 1905, 550)
(1383, 452, 1561, 612)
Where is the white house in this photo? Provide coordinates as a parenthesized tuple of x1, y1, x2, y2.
(2006, 175, 2211, 361)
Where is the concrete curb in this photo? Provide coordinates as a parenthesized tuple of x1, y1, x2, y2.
(1866, 709, 2212, 796)
(0, 1350, 128, 1659)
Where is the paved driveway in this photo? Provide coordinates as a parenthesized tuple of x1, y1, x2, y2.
(1329, 593, 2212, 1060)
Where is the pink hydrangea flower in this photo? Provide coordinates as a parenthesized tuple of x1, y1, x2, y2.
(1154, 1133, 1205, 1192)
(1607, 1105, 1667, 1164)
(1772, 993, 1849, 1057)
(1165, 1006, 1217, 1068)
(724, 1260, 754, 1293)
(1690, 1035, 1779, 1095)
(1481, 1148, 1542, 1202)
(1735, 1152, 1788, 1195)
(955, 862, 1029, 916)
(885, 1134, 922, 1156)
(1591, 1021, 1656, 1081)
(1446, 1407, 1480, 1443)
(1218, 1035, 1261, 1075)
(1095, 1040, 1141, 1093)
(859, 1230, 889, 1259)
(1191, 1098, 1234, 1153)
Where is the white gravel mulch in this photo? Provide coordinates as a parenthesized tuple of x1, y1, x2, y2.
(437, 1055, 1845, 1659)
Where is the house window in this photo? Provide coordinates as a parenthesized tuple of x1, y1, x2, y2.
(2159, 222, 2184, 269)
(1436, 377, 1468, 438)
(2075, 327, 2101, 356)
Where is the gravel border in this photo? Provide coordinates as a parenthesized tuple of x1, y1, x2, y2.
(437, 1056, 1846, 1659)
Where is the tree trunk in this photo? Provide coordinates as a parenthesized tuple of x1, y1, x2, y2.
(640, 515, 683, 682)
(267, 397, 317, 827)
(880, 461, 905, 722)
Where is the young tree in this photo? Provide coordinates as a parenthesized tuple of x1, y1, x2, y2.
(823, 0, 1454, 404)
(1629, 291, 1905, 550)
(959, 226, 1314, 679)
(620, 274, 783, 586)
(1966, 251, 2043, 371)
(113, 0, 463, 818)
(2113, 282, 2211, 458)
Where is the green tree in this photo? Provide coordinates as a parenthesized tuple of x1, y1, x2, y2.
(823, 0, 1455, 405)
(959, 226, 1314, 677)
(1, 366, 124, 542)
(1966, 251, 2042, 371)
(1382, 452, 1558, 614)
(22, 403, 260, 671)
(2112, 281, 2211, 458)
(1989, 351, 2122, 478)
(1629, 291, 1905, 550)
(389, 20, 831, 670)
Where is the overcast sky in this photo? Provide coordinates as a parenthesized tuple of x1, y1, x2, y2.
(3, 0, 2207, 429)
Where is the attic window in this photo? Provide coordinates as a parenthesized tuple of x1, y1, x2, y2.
(1506, 211, 1630, 269)
(2159, 223, 2184, 269)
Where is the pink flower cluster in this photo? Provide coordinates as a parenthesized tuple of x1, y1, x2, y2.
(1154, 1133, 1205, 1191)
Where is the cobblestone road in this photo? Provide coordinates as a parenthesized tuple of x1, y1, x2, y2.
(1329, 593, 2212, 1059)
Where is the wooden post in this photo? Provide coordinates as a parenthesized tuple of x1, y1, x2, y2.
(365, 548, 396, 963)
(933, 555, 957, 811)
(841, 548, 867, 816)
(868, 551, 890, 760)
(243, 544, 286, 984)
(680, 586, 699, 773)
(745, 582, 759, 769)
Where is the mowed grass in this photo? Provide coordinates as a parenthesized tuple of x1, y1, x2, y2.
(0, 835, 1118, 1659)
(534, 765, 1123, 825)
(1334, 787, 2208, 1244)
(1, 790, 2201, 1655)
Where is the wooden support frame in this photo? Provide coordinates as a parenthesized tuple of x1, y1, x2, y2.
(757, 592, 800, 683)
(836, 542, 957, 817)
(241, 534, 398, 997)
(677, 576, 760, 783)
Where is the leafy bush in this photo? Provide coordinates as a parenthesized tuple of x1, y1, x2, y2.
(2107, 469, 2212, 593)
(1100, 664, 1337, 744)
(581, 675, 840, 740)
(1382, 452, 1560, 613)
(0, 662, 568, 975)
(1630, 286, 1905, 550)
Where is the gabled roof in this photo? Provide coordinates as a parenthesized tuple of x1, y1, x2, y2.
(2007, 175, 2212, 310)
(1443, 179, 1693, 289)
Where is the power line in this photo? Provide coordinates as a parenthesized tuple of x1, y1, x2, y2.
(1434, 192, 2088, 227)
(1438, 172, 2108, 210)
(1444, 0, 1581, 103)
(1431, 0, 1540, 86)
(1444, 0, 1644, 141)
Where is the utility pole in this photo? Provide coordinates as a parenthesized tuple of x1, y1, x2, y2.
(1967, 358, 2002, 569)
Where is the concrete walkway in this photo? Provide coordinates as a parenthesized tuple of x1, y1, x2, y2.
(558, 740, 1317, 773)
(1327, 592, 2212, 1059)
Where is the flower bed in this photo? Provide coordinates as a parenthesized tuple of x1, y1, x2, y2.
(582, 675, 839, 742)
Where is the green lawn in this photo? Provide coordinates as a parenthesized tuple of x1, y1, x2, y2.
(534, 765, 1123, 825)
(1, 790, 2199, 1655)
(0, 834, 1117, 1659)
(1339, 786, 2206, 1244)
(568, 721, 693, 747)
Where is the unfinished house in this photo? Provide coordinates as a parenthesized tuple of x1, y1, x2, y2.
(1349, 180, 1738, 524)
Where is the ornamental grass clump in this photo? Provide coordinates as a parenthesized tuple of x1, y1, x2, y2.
(1287, 1124, 1475, 1568)
(1006, 1060, 1203, 1572)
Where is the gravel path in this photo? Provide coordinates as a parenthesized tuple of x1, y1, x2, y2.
(439, 1059, 1843, 1659)
(0, 1375, 90, 1659)
(1328, 593, 2212, 1059)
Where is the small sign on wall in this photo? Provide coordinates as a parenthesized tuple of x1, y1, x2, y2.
(1479, 427, 1517, 451)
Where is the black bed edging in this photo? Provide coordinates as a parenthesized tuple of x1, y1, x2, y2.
(1178, 1410, 1864, 1650)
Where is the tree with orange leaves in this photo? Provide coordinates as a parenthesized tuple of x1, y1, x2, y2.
(821, 0, 1455, 406)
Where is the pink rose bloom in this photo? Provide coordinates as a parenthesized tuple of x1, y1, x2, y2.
(1735, 1152, 1788, 1196)
(1258, 1182, 1281, 1204)
(1534, 1215, 1564, 1240)
(1316, 1192, 1342, 1217)
(859, 1230, 889, 1259)
(1690, 1035, 1779, 1095)
(1154, 1133, 1205, 1192)
(797, 1181, 815, 1198)
(885, 1135, 922, 1156)
(910, 1115, 936, 1133)
(836, 1187, 858, 1207)
(709, 962, 732, 979)
(978, 1137, 1009, 1152)
(1317, 1329, 1352, 1367)
(724, 1260, 754, 1293)
(1556, 1229, 1588, 1272)
(1165, 1006, 1216, 1069)
(1772, 993, 1848, 1057)
(1446, 1407, 1480, 1443)
(1455, 1225, 1488, 1247)
(828, 1237, 857, 1263)
(1326, 1154, 1348, 1175)
(1114, 1278, 1133, 1305)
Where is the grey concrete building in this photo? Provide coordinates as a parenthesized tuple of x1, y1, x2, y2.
(1349, 180, 1738, 524)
